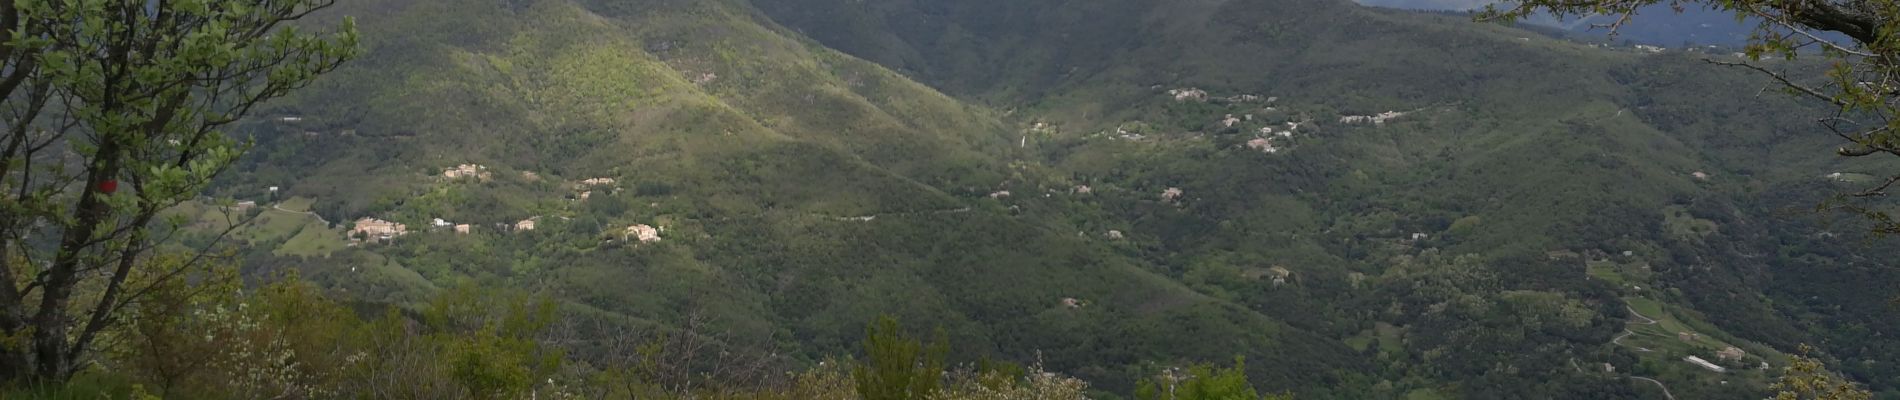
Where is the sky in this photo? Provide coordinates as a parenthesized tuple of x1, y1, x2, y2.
(1354, 0, 1759, 46)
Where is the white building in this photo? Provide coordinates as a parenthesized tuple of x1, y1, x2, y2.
(1684, 356, 1727, 373)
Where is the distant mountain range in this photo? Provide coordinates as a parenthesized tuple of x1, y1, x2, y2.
(1355, 0, 1755, 46)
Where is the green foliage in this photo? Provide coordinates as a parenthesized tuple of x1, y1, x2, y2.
(0, 0, 357, 384)
(423, 282, 563, 399)
(1770, 346, 1873, 400)
(30, 269, 568, 399)
(855, 315, 949, 400)
(1485, 0, 1900, 236)
(1134, 358, 1287, 400)
(121, 0, 1900, 397)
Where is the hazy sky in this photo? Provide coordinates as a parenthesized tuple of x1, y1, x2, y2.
(1353, 0, 1492, 10)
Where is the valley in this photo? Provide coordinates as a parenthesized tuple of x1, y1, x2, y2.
(134, 0, 1900, 398)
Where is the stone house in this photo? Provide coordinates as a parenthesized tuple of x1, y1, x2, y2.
(1168, 88, 1208, 102)
(1247, 138, 1279, 153)
(351, 218, 407, 240)
(626, 224, 662, 243)
(443, 164, 490, 180)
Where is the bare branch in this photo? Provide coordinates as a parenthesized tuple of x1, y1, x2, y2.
(1705, 58, 1847, 106)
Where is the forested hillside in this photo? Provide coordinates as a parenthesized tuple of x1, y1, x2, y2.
(58, 0, 1900, 398)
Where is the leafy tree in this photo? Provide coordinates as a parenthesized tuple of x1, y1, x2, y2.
(1134, 358, 1290, 400)
(1770, 346, 1874, 400)
(855, 314, 948, 400)
(1481, 0, 1900, 232)
(425, 282, 563, 400)
(0, 0, 357, 384)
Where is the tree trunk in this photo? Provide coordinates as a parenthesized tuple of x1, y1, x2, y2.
(27, 136, 126, 382)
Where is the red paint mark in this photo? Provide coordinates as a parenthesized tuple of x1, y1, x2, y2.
(97, 179, 117, 194)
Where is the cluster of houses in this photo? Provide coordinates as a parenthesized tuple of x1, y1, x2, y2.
(1168, 88, 1208, 102)
(1245, 137, 1280, 154)
(350, 215, 663, 244)
(321, 166, 682, 252)
(350, 216, 491, 242)
(1165, 87, 1275, 105)
(442, 164, 492, 180)
(432, 218, 472, 234)
(350, 218, 408, 241)
(1115, 126, 1146, 141)
(1338, 110, 1409, 126)
(575, 177, 618, 200)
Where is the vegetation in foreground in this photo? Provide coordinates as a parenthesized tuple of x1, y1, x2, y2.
(0, 266, 1290, 399)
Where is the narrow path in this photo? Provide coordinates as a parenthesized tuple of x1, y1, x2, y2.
(1627, 305, 1658, 325)
(1630, 376, 1677, 400)
(1617, 301, 1675, 399)
(272, 204, 330, 225)
(830, 206, 972, 221)
(1612, 330, 1652, 352)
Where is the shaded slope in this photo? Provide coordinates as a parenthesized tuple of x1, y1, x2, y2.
(755, 0, 1900, 396)
(221, 0, 1376, 394)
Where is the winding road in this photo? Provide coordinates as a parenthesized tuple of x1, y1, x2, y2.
(1614, 305, 1659, 351)
(1630, 376, 1677, 400)
(1618, 303, 1677, 400)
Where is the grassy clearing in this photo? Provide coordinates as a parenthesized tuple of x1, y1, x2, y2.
(239, 209, 315, 244)
(1586, 259, 1627, 286)
(1343, 322, 1405, 354)
(1404, 388, 1449, 400)
(275, 219, 346, 257)
(276, 196, 316, 212)
(1661, 205, 1717, 240)
(1588, 258, 1655, 290)
(1621, 297, 1753, 361)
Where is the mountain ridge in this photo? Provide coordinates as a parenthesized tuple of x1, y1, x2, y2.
(199, 0, 1900, 397)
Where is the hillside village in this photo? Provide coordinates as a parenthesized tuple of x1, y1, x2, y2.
(215, 163, 677, 256)
(1087, 86, 1448, 157)
(165, 6, 1865, 396)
